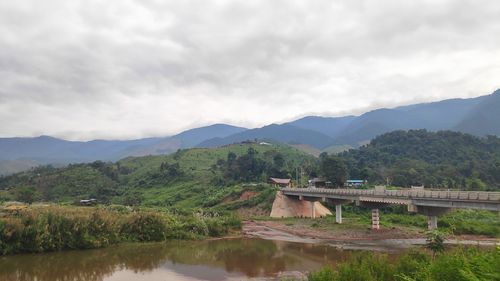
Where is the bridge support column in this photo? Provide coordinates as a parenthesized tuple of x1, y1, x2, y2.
(371, 209, 380, 230)
(311, 201, 316, 219)
(428, 216, 438, 230)
(328, 199, 352, 224)
(415, 206, 450, 230)
(335, 204, 342, 224)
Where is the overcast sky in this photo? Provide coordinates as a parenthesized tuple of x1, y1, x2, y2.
(1, 0, 499, 140)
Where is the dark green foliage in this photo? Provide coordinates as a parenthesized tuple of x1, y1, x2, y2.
(319, 154, 347, 187)
(215, 147, 308, 185)
(341, 130, 500, 189)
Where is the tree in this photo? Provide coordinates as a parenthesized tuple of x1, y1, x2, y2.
(320, 155, 347, 187)
(426, 230, 445, 257)
(273, 153, 285, 169)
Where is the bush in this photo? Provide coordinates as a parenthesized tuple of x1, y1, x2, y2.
(307, 247, 500, 281)
(0, 205, 241, 255)
(120, 212, 167, 242)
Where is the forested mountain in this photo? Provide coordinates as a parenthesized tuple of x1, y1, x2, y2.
(340, 130, 500, 190)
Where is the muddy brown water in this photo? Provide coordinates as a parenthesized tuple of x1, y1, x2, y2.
(0, 238, 405, 281)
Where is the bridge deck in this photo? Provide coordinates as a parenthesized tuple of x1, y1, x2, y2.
(281, 188, 500, 202)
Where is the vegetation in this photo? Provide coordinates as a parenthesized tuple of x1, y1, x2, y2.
(319, 153, 348, 186)
(425, 230, 445, 256)
(305, 247, 500, 281)
(0, 205, 240, 255)
(340, 130, 500, 189)
(1, 130, 500, 208)
(0, 143, 315, 206)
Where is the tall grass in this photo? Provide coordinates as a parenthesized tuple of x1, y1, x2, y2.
(0, 205, 241, 255)
(306, 247, 500, 281)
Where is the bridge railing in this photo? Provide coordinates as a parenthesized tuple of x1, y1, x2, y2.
(280, 188, 500, 202)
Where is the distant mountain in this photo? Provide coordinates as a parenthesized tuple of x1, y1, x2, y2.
(1, 89, 499, 175)
(122, 124, 246, 157)
(197, 124, 335, 149)
(286, 116, 356, 138)
(282, 90, 496, 146)
(454, 90, 500, 136)
(0, 124, 246, 175)
(0, 135, 162, 162)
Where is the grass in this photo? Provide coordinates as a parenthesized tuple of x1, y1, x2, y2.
(0, 204, 241, 255)
(304, 247, 500, 281)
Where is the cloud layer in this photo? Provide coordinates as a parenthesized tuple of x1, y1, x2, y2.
(1, 0, 499, 140)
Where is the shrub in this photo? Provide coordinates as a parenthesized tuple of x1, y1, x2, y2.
(120, 212, 167, 242)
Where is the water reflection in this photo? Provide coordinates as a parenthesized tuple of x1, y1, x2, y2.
(0, 238, 377, 281)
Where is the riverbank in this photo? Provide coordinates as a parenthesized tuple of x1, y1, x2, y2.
(243, 219, 500, 251)
(0, 204, 241, 255)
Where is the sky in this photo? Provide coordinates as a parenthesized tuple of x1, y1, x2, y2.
(1, 0, 500, 141)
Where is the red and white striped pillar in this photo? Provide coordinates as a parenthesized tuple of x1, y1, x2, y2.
(371, 209, 380, 230)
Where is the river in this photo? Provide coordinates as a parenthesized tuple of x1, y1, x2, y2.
(0, 238, 403, 281)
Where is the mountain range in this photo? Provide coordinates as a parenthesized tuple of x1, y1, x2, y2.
(0, 89, 498, 175)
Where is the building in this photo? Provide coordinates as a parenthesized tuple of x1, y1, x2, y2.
(269, 177, 292, 188)
(308, 178, 331, 188)
(346, 179, 366, 188)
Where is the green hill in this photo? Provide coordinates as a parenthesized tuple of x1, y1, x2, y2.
(340, 130, 500, 190)
(0, 143, 316, 209)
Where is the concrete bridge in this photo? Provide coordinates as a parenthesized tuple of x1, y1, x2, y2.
(280, 187, 500, 230)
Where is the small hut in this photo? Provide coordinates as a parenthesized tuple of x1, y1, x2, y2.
(269, 177, 292, 188)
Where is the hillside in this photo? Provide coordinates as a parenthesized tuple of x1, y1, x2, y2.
(0, 143, 316, 209)
(340, 130, 500, 190)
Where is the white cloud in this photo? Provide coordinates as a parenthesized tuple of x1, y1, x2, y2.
(0, 0, 499, 140)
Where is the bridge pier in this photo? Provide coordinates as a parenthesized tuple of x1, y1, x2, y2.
(412, 205, 450, 230)
(327, 199, 352, 224)
(428, 216, 438, 230)
(311, 201, 316, 218)
(336, 205, 342, 224)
